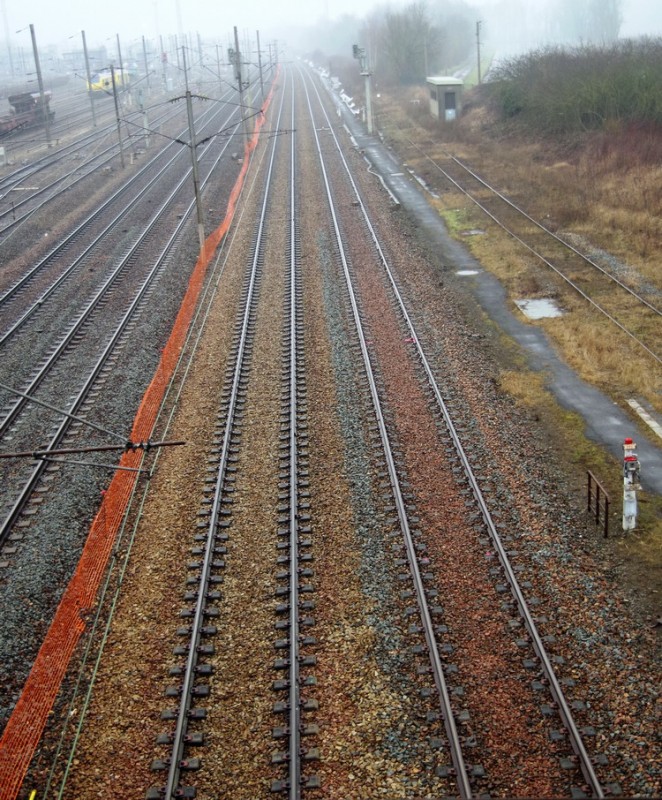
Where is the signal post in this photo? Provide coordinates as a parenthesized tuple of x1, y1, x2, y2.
(622, 438, 641, 531)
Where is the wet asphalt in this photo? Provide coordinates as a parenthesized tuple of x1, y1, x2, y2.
(328, 86, 662, 498)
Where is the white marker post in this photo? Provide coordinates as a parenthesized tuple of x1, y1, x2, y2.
(622, 438, 641, 532)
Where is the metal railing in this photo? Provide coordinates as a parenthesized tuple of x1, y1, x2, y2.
(587, 471, 610, 538)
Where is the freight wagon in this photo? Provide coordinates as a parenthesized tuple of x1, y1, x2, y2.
(0, 91, 54, 136)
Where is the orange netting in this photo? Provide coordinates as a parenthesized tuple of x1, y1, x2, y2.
(0, 72, 278, 800)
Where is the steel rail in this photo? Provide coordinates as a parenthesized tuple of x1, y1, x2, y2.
(0, 114, 241, 549)
(0, 106, 182, 235)
(44, 98, 257, 800)
(0, 104, 152, 201)
(0, 96, 166, 197)
(160, 79, 286, 800)
(0, 94, 238, 353)
(0, 112, 236, 438)
(411, 142, 661, 366)
(0, 125, 113, 196)
(301, 69, 474, 799)
(286, 72, 303, 800)
(421, 143, 662, 318)
(0, 93, 237, 312)
(309, 71, 606, 798)
(0, 140, 186, 348)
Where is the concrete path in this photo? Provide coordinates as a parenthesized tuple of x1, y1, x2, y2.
(328, 83, 662, 496)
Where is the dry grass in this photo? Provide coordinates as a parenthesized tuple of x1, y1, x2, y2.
(377, 91, 662, 417)
(498, 369, 549, 407)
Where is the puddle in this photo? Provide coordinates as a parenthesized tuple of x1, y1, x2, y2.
(515, 298, 564, 319)
(456, 269, 480, 276)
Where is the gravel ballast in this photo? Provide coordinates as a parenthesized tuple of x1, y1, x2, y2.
(4, 68, 659, 799)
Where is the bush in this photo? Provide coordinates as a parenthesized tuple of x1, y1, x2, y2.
(486, 38, 662, 136)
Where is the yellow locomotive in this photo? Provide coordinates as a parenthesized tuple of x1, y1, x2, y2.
(87, 68, 131, 97)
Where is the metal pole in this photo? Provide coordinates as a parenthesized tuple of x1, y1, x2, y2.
(2, 0, 14, 77)
(256, 30, 264, 102)
(142, 35, 150, 91)
(185, 88, 205, 252)
(29, 24, 51, 148)
(143, 103, 149, 149)
(180, 46, 204, 250)
(110, 64, 125, 168)
(476, 20, 482, 85)
(234, 26, 248, 151)
(174, 35, 181, 78)
(175, 0, 184, 50)
(241, 29, 250, 91)
(160, 34, 167, 90)
(364, 70, 373, 134)
(215, 44, 222, 95)
(81, 30, 97, 127)
(116, 33, 124, 78)
(182, 44, 189, 92)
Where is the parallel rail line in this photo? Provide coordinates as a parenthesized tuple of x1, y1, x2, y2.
(0, 102, 242, 551)
(270, 71, 319, 798)
(0, 93, 235, 316)
(3, 66, 626, 798)
(305, 67, 607, 798)
(409, 139, 661, 366)
(0, 104, 184, 239)
(303, 69, 473, 799)
(147, 77, 287, 800)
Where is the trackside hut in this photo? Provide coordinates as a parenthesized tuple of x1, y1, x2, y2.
(427, 76, 463, 122)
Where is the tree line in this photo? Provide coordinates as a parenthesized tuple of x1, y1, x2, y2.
(297, 0, 625, 88)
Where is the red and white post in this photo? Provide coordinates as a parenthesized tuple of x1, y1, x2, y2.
(622, 438, 641, 532)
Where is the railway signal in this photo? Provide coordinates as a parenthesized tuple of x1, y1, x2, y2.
(622, 437, 641, 531)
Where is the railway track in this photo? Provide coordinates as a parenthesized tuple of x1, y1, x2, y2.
(5, 63, 655, 800)
(145, 69, 292, 800)
(0, 104, 184, 239)
(142, 61, 617, 799)
(0, 71, 238, 239)
(301, 66, 613, 797)
(271, 73, 320, 798)
(404, 138, 661, 366)
(0, 91, 236, 317)
(0, 94, 245, 552)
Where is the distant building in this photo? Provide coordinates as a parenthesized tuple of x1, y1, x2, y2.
(61, 47, 108, 76)
(427, 77, 463, 122)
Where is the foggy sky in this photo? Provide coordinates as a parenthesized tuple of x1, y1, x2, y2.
(4, 0, 662, 55)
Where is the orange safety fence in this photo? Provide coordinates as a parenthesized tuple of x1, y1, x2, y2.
(0, 70, 279, 800)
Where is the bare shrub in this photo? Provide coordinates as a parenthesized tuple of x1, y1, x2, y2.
(487, 38, 662, 136)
